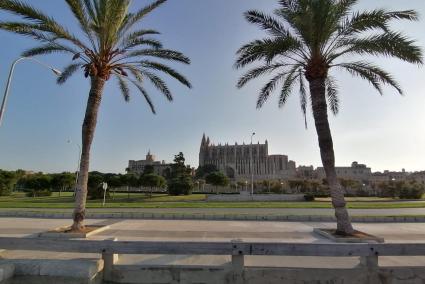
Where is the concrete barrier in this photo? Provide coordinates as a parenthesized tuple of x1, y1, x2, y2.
(2, 238, 425, 283)
(206, 194, 305, 202)
(0, 259, 102, 284)
(106, 265, 425, 284)
(0, 263, 14, 282)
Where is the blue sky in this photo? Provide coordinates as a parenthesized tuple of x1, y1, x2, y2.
(0, 0, 424, 174)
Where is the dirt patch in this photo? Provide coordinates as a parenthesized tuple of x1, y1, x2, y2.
(313, 228, 384, 243)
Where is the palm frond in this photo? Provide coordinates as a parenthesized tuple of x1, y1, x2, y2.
(0, 0, 87, 49)
(118, 0, 166, 35)
(124, 65, 144, 82)
(128, 79, 156, 114)
(237, 63, 284, 89)
(142, 71, 172, 101)
(120, 29, 160, 47)
(65, 0, 96, 49)
(0, 22, 56, 42)
(235, 37, 302, 68)
(22, 43, 77, 57)
(244, 10, 289, 37)
(298, 69, 308, 128)
(336, 61, 402, 95)
(126, 49, 190, 64)
(57, 63, 82, 84)
(325, 76, 339, 115)
(140, 61, 191, 88)
(256, 72, 286, 109)
(117, 75, 130, 102)
(278, 69, 299, 108)
(333, 32, 423, 64)
(123, 38, 163, 50)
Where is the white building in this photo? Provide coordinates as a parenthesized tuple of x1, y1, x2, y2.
(316, 161, 371, 182)
(127, 151, 170, 176)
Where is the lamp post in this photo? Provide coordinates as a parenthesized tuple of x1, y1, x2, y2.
(250, 132, 256, 195)
(67, 139, 82, 195)
(0, 57, 62, 127)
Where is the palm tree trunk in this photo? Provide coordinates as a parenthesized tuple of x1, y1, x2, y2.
(309, 78, 354, 235)
(71, 76, 105, 231)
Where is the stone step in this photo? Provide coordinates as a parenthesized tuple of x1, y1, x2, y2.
(0, 259, 102, 284)
(0, 263, 14, 282)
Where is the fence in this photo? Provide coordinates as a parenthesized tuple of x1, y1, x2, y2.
(1, 237, 425, 282)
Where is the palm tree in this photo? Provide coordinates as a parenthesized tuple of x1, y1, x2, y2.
(236, 0, 422, 235)
(0, 0, 191, 231)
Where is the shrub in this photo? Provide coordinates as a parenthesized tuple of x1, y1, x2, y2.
(304, 194, 315, 201)
(0, 170, 17, 196)
(0, 182, 12, 196)
(168, 176, 193, 196)
(399, 182, 424, 199)
(87, 173, 109, 200)
(377, 181, 424, 199)
(20, 174, 51, 197)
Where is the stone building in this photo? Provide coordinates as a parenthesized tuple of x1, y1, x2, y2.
(198, 134, 297, 181)
(316, 161, 372, 182)
(296, 165, 317, 180)
(370, 169, 409, 184)
(127, 151, 170, 176)
(409, 171, 425, 184)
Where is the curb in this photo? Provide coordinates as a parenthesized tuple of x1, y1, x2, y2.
(0, 211, 424, 223)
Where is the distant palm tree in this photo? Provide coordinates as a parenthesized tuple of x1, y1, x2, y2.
(236, 0, 422, 235)
(0, 0, 191, 231)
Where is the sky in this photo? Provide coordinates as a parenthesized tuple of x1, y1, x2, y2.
(0, 0, 424, 174)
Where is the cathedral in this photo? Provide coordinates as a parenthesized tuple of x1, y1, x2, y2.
(199, 134, 297, 181)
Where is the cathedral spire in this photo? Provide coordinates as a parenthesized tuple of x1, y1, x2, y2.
(201, 133, 206, 146)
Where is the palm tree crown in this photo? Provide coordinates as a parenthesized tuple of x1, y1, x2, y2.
(0, 0, 191, 113)
(236, 0, 422, 122)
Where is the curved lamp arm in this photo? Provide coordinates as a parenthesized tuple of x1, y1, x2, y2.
(0, 57, 62, 127)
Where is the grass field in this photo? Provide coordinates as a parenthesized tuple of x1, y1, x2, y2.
(0, 192, 424, 209)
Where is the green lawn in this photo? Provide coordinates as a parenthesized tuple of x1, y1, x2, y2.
(0, 192, 424, 209)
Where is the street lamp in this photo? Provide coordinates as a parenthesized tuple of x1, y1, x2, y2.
(0, 57, 62, 127)
(250, 132, 256, 195)
(67, 139, 82, 194)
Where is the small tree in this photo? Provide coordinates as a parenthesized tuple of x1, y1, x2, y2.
(168, 175, 193, 196)
(87, 172, 104, 200)
(105, 174, 122, 199)
(51, 172, 75, 196)
(143, 165, 155, 175)
(121, 173, 139, 200)
(167, 152, 193, 195)
(21, 174, 51, 197)
(0, 170, 18, 196)
(140, 173, 166, 197)
(195, 164, 218, 179)
(206, 172, 230, 194)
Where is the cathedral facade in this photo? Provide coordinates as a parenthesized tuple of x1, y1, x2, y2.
(199, 134, 297, 181)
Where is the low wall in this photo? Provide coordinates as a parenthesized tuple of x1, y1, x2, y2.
(109, 265, 425, 284)
(206, 194, 305, 202)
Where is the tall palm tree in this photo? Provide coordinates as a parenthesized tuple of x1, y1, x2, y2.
(236, 0, 422, 235)
(0, 0, 191, 231)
